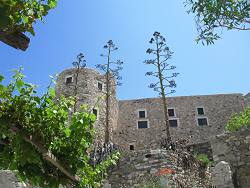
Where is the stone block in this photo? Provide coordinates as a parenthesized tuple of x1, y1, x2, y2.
(212, 161, 234, 188)
(0, 170, 27, 188)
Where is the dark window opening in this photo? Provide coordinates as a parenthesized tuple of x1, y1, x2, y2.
(138, 121, 148, 129)
(66, 76, 73, 84)
(168, 109, 175, 117)
(198, 118, 208, 126)
(93, 109, 98, 118)
(98, 82, 103, 91)
(145, 153, 152, 158)
(139, 110, 146, 118)
(169, 119, 178, 127)
(129, 145, 134, 151)
(197, 107, 205, 115)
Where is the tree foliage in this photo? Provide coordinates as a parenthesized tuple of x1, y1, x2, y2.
(226, 107, 250, 132)
(144, 31, 179, 140)
(186, 0, 250, 44)
(0, 69, 120, 188)
(96, 40, 123, 143)
(0, 0, 57, 35)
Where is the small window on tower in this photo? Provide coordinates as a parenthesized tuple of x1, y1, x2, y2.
(129, 145, 134, 151)
(65, 76, 73, 84)
(93, 109, 98, 119)
(97, 81, 103, 91)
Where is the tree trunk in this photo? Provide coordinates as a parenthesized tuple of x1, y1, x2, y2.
(156, 41, 171, 140)
(104, 48, 111, 143)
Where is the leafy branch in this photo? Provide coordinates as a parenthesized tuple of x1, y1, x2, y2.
(0, 69, 119, 187)
(0, 0, 57, 35)
(185, 0, 250, 45)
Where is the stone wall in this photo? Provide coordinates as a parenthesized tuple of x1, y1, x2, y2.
(188, 141, 213, 160)
(114, 94, 245, 151)
(56, 68, 247, 151)
(108, 149, 174, 188)
(244, 92, 250, 107)
(107, 149, 212, 188)
(210, 127, 250, 188)
(211, 161, 234, 188)
(56, 68, 118, 143)
(0, 171, 28, 188)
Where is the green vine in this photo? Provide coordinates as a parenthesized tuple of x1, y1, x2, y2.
(0, 0, 57, 35)
(0, 69, 120, 187)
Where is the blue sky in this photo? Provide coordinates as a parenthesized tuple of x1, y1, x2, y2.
(0, 0, 249, 100)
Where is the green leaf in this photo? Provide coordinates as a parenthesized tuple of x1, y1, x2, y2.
(49, 0, 57, 8)
(0, 75, 4, 82)
(16, 79, 24, 91)
(29, 27, 35, 36)
(23, 16, 29, 24)
(49, 88, 55, 98)
(64, 128, 71, 137)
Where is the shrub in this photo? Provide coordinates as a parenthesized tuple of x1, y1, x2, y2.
(226, 107, 250, 132)
(195, 153, 212, 167)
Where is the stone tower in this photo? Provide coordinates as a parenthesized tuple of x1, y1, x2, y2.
(56, 67, 119, 144)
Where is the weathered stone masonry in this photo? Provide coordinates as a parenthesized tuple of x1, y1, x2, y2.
(211, 127, 250, 188)
(245, 92, 250, 107)
(114, 94, 246, 151)
(55, 68, 249, 151)
(1, 67, 250, 187)
(56, 68, 118, 144)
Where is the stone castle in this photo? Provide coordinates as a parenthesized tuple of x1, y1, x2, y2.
(56, 67, 250, 151)
(1, 67, 249, 188)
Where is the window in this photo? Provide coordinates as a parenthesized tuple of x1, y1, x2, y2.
(129, 145, 134, 151)
(93, 109, 98, 119)
(197, 118, 208, 126)
(145, 153, 152, 158)
(169, 119, 178, 127)
(97, 81, 103, 91)
(168, 108, 175, 117)
(65, 75, 73, 84)
(197, 107, 205, 115)
(137, 120, 148, 129)
(138, 110, 146, 118)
